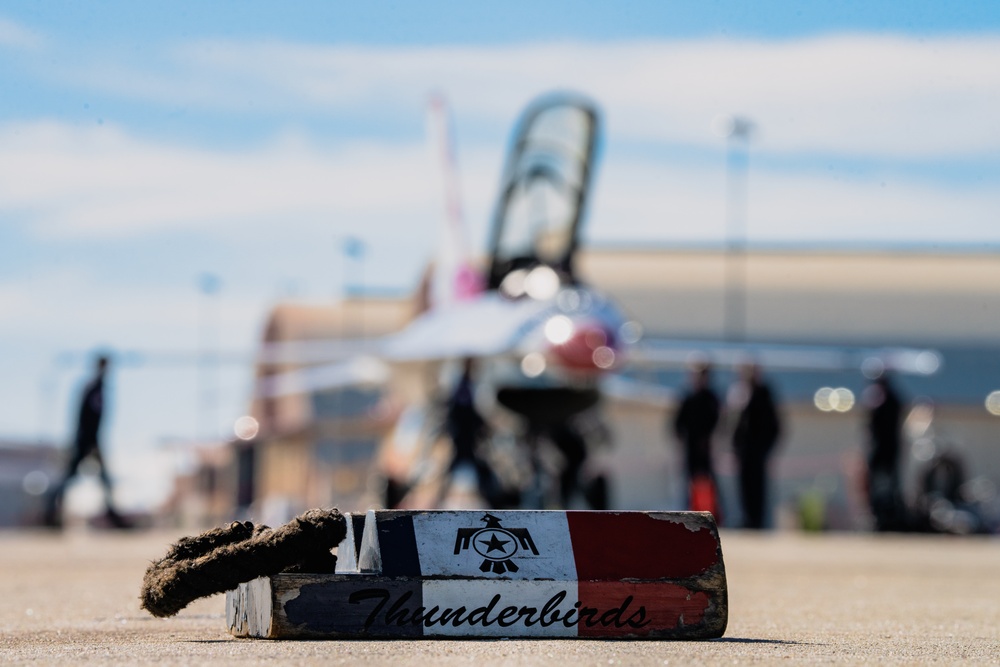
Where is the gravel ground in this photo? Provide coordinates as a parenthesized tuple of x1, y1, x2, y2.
(1, 527, 997, 665)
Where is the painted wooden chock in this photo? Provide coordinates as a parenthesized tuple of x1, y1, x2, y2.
(227, 509, 728, 639)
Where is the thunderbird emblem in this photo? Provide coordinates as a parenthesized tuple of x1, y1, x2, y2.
(453, 513, 539, 574)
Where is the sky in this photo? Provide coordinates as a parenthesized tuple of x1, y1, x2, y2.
(2, 1, 1000, 512)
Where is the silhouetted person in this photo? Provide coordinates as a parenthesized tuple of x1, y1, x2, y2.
(863, 373, 905, 531)
(547, 421, 588, 508)
(45, 355, 126, 528)
(551, 409, 612, 510)
(729, 364, 781, 529)
(437, 359, 497, 507)
(672, 364, 721, 518)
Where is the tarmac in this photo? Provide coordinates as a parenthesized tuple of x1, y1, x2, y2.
(0, 526, 997, 665)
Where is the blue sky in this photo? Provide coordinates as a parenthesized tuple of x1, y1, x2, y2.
(2, 1, 999, 512)
(10, 2, 1000, 43)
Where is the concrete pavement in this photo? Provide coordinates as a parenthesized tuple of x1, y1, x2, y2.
(1, 527, 997, 665)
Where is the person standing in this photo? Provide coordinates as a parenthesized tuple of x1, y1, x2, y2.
(729, 363, 781, 529)
(436, 358, 496, 507)
(44, 355, 126, 528)
(672, 363, 722, 519)
(864, 373, 906, 531)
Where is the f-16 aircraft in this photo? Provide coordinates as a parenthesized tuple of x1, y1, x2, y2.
(249, 92, 941, 512)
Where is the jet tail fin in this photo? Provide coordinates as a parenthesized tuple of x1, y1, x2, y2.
(426, 93, 484, 310)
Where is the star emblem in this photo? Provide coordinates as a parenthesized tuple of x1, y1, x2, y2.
(454, 514, 539, 574)
(478, 532, 511, 555)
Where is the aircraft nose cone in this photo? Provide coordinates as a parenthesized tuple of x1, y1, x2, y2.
(550, 322, 618, 372)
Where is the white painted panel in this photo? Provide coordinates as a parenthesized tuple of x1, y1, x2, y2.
(411, 511, 578, 580)
(422, 580, 579, 637)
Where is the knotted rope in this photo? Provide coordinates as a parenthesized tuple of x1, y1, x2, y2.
(140, 508, 346, 618)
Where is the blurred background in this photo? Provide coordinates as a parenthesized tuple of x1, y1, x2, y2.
(2, 1, 999, 533)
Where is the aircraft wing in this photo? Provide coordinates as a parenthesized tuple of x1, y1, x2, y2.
(626, 338, 942, 376)
(251, 293, 549, 370)
(381, 293, 554, 362)
(256, 339, 381, 365)
(255, 355, 391, 398)
(253, 293, 559, 397)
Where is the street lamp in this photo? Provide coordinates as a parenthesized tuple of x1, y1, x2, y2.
(715, 115, 755, 343)
(341, 236, 366, 337)
(197, 272, 221, 440)
(341, 236, 367, 296)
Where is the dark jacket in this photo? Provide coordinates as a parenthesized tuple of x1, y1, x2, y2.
(732, 382, 781, 461)
(673, 387, 720, 477)
(868, 379, 902, 472)
(75, 376, 105, 451)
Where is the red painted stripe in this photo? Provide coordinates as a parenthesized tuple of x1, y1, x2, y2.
(576, 581, 710, 638)
(566, 512, 719, 580)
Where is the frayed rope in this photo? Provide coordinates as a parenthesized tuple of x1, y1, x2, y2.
(140, 508, 346, 618)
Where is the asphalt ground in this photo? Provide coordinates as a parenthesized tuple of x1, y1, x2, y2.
(0, 527, 997, 665)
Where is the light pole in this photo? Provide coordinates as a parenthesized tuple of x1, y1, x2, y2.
(718, 115, 755, 343)
(197, 272, 221, 440)
(341, 236, 366, 336)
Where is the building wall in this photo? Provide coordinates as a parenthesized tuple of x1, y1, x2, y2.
(582, 247, 1000, 528)
(234, 248, 1000, 528)
(0, 443, 61, 527)
(579, 248, 1000, 344)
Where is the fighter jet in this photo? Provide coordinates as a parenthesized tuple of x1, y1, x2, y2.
(248, 92, 941, 511)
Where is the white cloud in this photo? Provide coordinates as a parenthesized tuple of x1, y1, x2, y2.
(2, 31, 999, 292)
(69, 34, 1000, 159)
(0, 16, 44, 50)
(2, 115, 999, 249)
(0, 267, 262, 349)
(587, 156, 1000, 245)
(747, 170, 1000, 243)
(0, 121, 451, 239)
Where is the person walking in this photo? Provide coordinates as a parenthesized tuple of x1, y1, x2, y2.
(44, 355, 126, 528)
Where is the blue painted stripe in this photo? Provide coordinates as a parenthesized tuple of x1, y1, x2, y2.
(375, 511, 422, 577)
(350, 513, 366, 561)
(283, 577, 424, 637)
